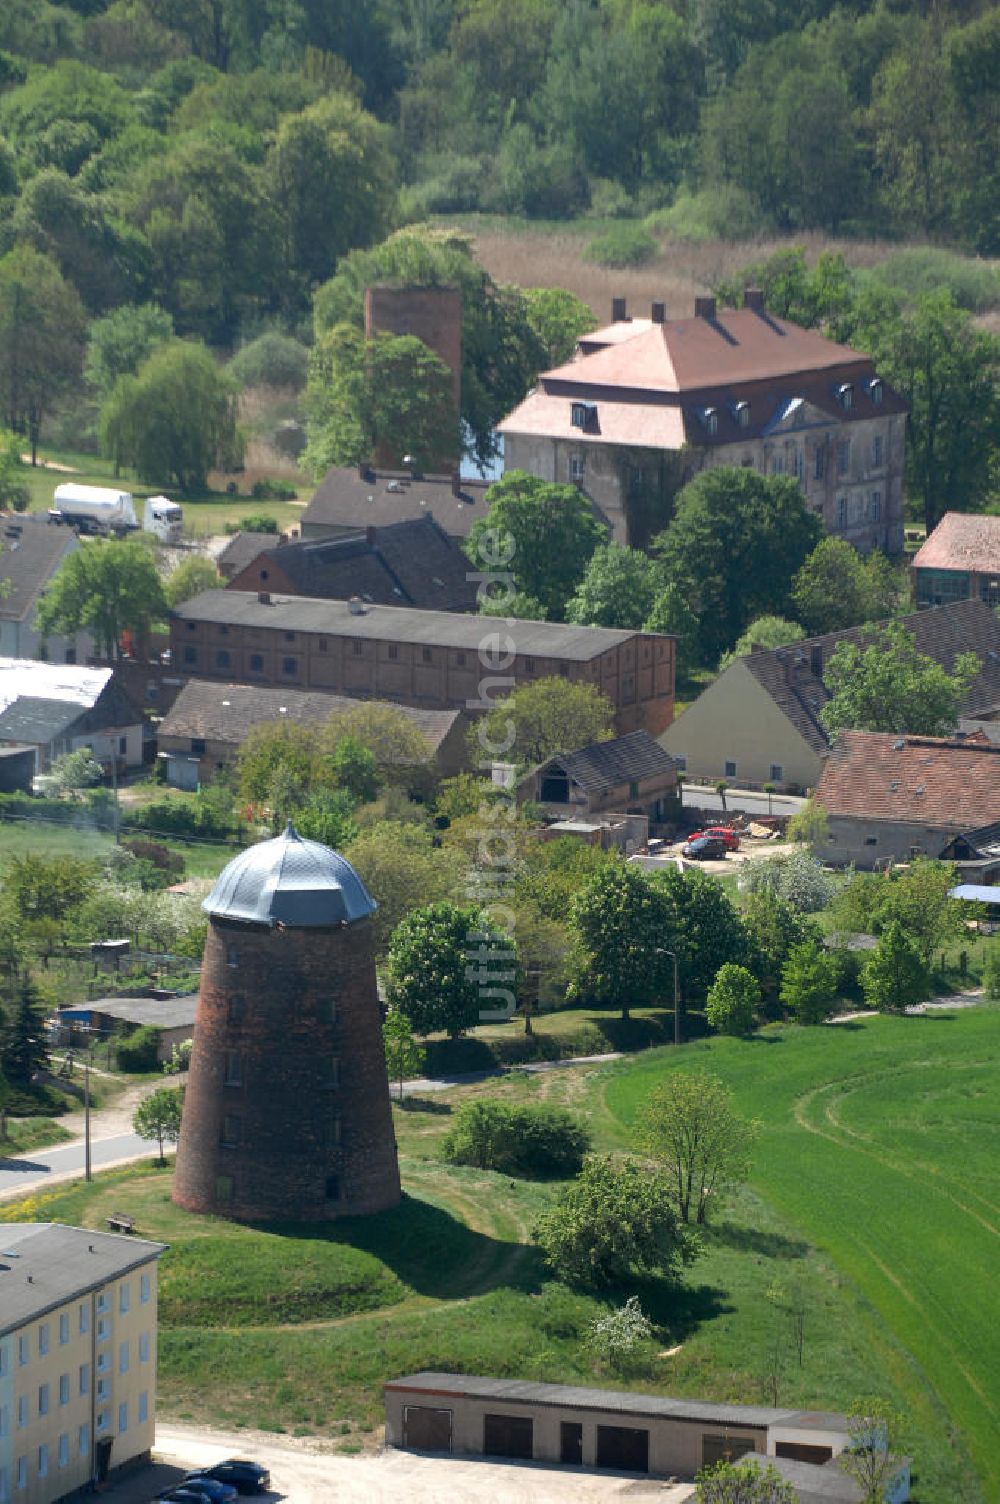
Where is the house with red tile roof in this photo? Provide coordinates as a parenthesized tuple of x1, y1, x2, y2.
(499, 293, 907, 552)
(912, 511, 1000, 609)
(813, 729, 1000, 868)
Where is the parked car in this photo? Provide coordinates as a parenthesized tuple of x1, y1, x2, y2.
(183, 1462, 270, 1496)
(158, 1492, 223, 1504)
(161, 1479, 238, 1503)
(681, 835, 728, 860)
(687, 826, 741, 851)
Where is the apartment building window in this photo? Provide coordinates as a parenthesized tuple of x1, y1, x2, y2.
(569, 454, 586, 483)
(215, 650, 231, 669)
(119, 1341, 129, 1375)
(140, 1274, 151, 1305)
(422, 648, 432, 663)
(138, 1334, 150, 1364)
(673, 754, 687, 772)
(38, 1325, 48, 1357)
(724, 760, 737, 779)
(58, 1375, 69, 1405)
(249, 653, 263, 672)
(455, 651, 466, 666)
(352, 639, 363, 655)
(318, 638, 328, 652)
(282, 656, 298, 675)
(96, 1293, 109, 1315)
(387, 644, 398, 660)
(814, 445, 826, 481)
(37, 1385, 49, 1417)
(837, 496, 848, 527)
(793, 446, 804, 481)
(870, 377, 884, 404)
(0, 1346, 6, 1378)
(183, 647, 197, 666)
(869, 491, 881, 521)
(96, 1411, 109, 1436)
(0, 1466, 7, 1503)
(224, 1051, 243, 1086)
(16, 1458, 26, 1491)
(78, 1425, 89, 1458)
(58, 1435, 69, 1469)
(96, 1318, 110, 1342)
(138, 1392, 149, 1424)
(96, 1352, 110, 1375)
(770, 764, 784, 782)
(59, 1315, 69, 1346)
(0, 1405, 7, 1438)
(191, 738, 206, 756)
(120, 1283, 130, 1315)
(16, 1398, 27, 1430)
(284, 631, 296, 643)
(37, 1447, 47, 1480)
(525, 657, 535, 674)
(872, 434, 884, 467)
(837, 439, 850, 475)
(96, 1379, 110, 1403)
(79, 1364, 90, 1396)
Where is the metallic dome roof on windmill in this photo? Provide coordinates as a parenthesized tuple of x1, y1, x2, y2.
(203, 823, 377, 927)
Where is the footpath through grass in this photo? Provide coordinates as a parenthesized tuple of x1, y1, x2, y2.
(605, 1006, 1000, 1502)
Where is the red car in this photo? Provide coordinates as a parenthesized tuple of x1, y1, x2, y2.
(687, 825, 741, 851)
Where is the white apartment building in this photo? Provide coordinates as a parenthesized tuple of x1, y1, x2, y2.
(0, 1224, 167, 1503)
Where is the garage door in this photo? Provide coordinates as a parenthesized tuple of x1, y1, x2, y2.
(484, 1413, 534, 1460)
(403, 1405, 453, 1452)
(596, 1425, 649, 1473)
(776, 1441, 834, 1464)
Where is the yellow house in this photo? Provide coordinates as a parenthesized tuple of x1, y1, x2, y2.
(0, 1223, 167, 1503)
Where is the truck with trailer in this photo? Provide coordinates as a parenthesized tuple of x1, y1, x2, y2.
(143, 495, 184, 543)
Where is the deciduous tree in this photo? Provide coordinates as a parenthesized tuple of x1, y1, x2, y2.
(85, 302, 174, 399)
(565, 543, 661, 630)
(467, 471, 608, 619)
(0, 245, 86, 463)
(382, 1006, 425, 1102)
(718, 615, 804, 670)
(304, 324, 457, 475)
(132, 1084, 183, 1162)
(570, 863, 672, 1021)
(792, 537, 906, 636)
(861, 922, 927, 1013)
(164, 555, 218, 607)
(100, 340, 243, 493)
(478, 676, 614, 770)
(821, 623, 979, 738)
(780, 937, 838, 1025)
(705, 963, 760, 1036)
(653, 469, 822, 666)
(345, 821, 457, 953)
(35, 539, 167, 660)
(386, 902, 517, 1036)
(637, 1071, 757, 1225)
(696, 1460, 796, 1503)
(533, 1154, 696, 1288)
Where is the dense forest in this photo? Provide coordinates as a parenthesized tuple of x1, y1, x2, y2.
(0, 0, 999, 499)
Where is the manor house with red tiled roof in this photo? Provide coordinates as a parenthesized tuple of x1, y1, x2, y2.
(499, 293, 907, 553)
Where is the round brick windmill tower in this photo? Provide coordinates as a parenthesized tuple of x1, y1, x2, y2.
(173, 824, 400, 1221)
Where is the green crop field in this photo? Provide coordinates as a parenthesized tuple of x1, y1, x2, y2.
(604, 1006, 1000, 1501)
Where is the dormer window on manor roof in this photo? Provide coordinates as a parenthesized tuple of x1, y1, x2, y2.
(701, 406, 719, 435)
(869, 377, 884, 405)
(836, 382, 854, 410)
(731, 399, 750, 428)
(571, 401, 598, 432)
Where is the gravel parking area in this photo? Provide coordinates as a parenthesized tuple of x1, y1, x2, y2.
(100, 1424, 695, 1503)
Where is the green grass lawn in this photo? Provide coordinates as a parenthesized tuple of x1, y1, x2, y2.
(604, 1006, 1000, 1501)
(0, 1117, 74, 1153)
(4, 1011, 994, 1498)
(0, 818, 234, 883)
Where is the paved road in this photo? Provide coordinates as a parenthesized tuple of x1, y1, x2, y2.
(682, 785, 806, 817)
(399, 1051, 622, 1097)
(0, 1129, 153, 1201)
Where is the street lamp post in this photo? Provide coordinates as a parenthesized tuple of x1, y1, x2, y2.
(83, 1048, 92, 1182)
(656, 948, 682, 1047)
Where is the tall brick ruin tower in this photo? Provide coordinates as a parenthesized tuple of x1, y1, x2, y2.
(173, 824, 401, 1222)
